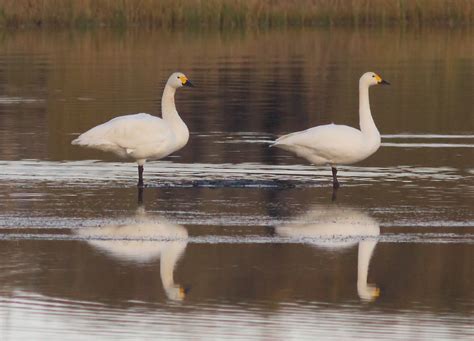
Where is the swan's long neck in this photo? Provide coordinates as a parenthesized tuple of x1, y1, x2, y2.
(160, 242, 187, 300)
(357, 240, 377, 286)
(161, 85, 189, 148)
(357, 240, 378, 300)
(358, 83, 379, 136)
(160, 247, 178, 291)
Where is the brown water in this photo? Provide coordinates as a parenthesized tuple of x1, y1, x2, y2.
(0, 27, 473, 340)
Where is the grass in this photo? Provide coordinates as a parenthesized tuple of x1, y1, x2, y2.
(0, 0, 472, 29)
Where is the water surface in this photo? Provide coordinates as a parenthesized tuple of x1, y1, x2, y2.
(0, 27, 473, 340)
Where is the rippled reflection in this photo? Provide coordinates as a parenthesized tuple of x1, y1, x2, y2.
(0, 27, 472, 340)
(75, 204, 189, 301)
(276, 206, 380, 301)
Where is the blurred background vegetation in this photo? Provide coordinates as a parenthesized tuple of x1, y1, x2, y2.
(0, 0, 472, 29)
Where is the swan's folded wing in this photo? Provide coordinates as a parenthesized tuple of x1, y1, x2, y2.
(272, 124, 363, 161)
(72, 113, 171, 150)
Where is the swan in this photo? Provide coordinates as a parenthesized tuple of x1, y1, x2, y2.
(72, 72, 194, 187)
(275, 206, 380, 301)
(271, 72, 389, 188)
(75, 206, 189, 301)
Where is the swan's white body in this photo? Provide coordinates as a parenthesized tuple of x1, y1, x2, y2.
(275, 206, 380, 301)
(272, 122, 380, 166)
(72, 72, 193, 186)
(76, 208, 188, 301)
(72, 112, 189, 165)
(272, 72, 388, 187)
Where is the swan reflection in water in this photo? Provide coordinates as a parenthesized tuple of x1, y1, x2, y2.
(275, 206, 380, 301)
(76, 205, 189, 301)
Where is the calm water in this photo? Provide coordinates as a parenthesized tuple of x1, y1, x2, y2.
(0, 27, 473, 340)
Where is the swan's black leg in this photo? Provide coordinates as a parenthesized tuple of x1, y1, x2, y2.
(331, 187, 338, 202)
(137, 186, 144, 204)
(137, 165, 144, 188)
(331, 167, 340, 189)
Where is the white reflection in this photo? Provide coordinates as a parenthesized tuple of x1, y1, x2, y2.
(76, 206, 188, 301)
(275, 206, 380, 301)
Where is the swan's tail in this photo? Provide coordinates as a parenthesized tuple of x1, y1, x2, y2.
(71, 136, 83, 145)
(270, 134, 290, 148)
(71, 124, 115, 148)
(71, 133, 117, 154)
(71, 135, 109, 147)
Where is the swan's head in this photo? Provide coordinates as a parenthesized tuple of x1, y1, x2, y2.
(165, 285, 189, 301)
(360, 72, 390, 87)
(358, 283, 381, 301)
(167, 72, 194, 89)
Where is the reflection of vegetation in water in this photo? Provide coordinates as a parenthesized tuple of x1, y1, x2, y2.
(0, 0, 472, 29)
(0, 27, 470, 163)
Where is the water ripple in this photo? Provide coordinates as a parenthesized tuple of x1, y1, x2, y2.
(0, 160, 467, 186)
(0, 96, 44, 104)
(195, 131, 474, 148)
(0, 292, 472, 340)
(0, 231, 473, 244)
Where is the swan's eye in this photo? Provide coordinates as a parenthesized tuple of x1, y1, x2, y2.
(372, 75, 375, 78)
(177, 76, 180, 79)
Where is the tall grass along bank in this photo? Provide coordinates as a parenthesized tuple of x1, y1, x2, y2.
(0, 0, 472, 29)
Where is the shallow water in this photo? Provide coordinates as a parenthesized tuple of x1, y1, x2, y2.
(0, 27, 473, 340)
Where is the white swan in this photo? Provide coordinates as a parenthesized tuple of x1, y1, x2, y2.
(76, 207, 189, 301)
(272, 72, 389, 188)
(275, 206, 380, 301)
(72, 72, 194, 187)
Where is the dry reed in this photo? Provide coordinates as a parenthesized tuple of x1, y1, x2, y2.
(0, 0, 472, 29)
